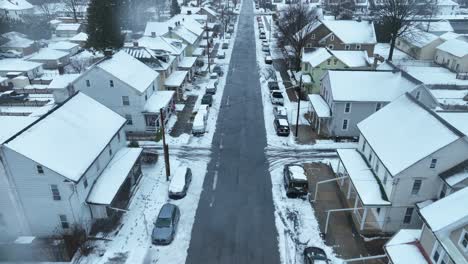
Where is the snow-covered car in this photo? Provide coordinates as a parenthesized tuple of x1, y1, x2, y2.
(0, 50, 22, 58)
(283, 164, 308, 197)
(262, 45, 270, 52)
(213, 65, 224, 77)
(273, 106, 287, 119)
(209, 72, 219, 85)
(274, 118, 290, 137)
(206, 80, 217, 95)
(152, 203, 180, 245)
(225, 33, 232, 39)
(192, 111, 207, 135)
(169, 166, 192, 199)
(260, 32, 266, 39)
(201, 94, 213, 107)
(270, 90, 284, 105)
(303, 247, 330, 264)
(222, 40, 229, 49)
(264, 55, 272, 64)
(217, 51, 225, 59)
(268, 81, 279, 91)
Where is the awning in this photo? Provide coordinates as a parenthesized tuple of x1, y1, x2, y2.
(178, 57, 197, 69)
(385, 229, 428, 264)
(337, 149, 391, 206)
(164, 70, 188, 88)
(308, 94, 331, 118)
(193, 47, 205, 57)
(87, 148, 143, 205)
(144, 91, 175, 113)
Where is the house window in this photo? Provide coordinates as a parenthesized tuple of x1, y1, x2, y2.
(0, 213, 5, 226)
(59, 215, 69, 229)
(416, 91, 421, 100)
(37, 165, 44, 174)
(153, 84, 155, 91)
(51, 185, 61, 201)
(383, 171, 388, 185)
(145, 95, 148, 101)
(430, 158, 437, 169)
(125, 114, 133, 125)
(342, 119, 349, 130)
(356, 44, 361, 50)
(368, 152, 373, 163)
(306, 43, 312, 48)
(458, 229, 468, 251)
(122, 96, 130, 106)
(439, 184, 447, 199)
(375, 162, 379, 173)
(435, 55, 438, 61)
(345, 45, 350, 50)
(109, 146, 113, 156)
(86, 80, 90, 87)
(411, 179, 422, 195)
(403, 207, 413, 224)
(109, 80, 114, 87)
(328, 44, 334, 50)
(311, 34, 315, 39)
(456, 64, 460, 72)
(376, 102, 382, 111)
(432, 242, 446, 264)
(96, 159, 100, 172)
(344, 102, 351, 113)
(327, 59, 331, 65)
(83, 177, 88, 189)
(376, 208, 381, 214)
(333, 59, 338, 65)
(117, 131, 121, 142)
(330, 34, 335, 41)
(361, 141, 366, 152)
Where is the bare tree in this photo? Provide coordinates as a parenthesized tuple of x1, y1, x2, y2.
(276, 4, 320, 70)
(322, 0, 355, 19)
(62, 0, 84, 23)
(37, 0, 59, 20)
(370, 0, 434, 61)
(154, 0, 168, 22)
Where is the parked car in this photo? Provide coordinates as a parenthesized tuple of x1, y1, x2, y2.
(169, 167, 192, 199)
(0, 50, 22, 58)
(213, 65, 224, 77)
(283, 164, 308, 197)
(201, 94, 213, 107)
(225, 33, 232, 39)
(206, 80, 217, 95)
(260, 32, 266, 39)
(0, 90, 28, 102)
(274, 118, 290, 137)
(222, 40, 229, 49)
(270, 90, 284, 105)
(303, 247, 330, 264)
(258, 23, 264, 29)
(268, 81, 279, 91)
(273, 106, 287, 119)
(265, 55, 272, 64)
(262, 46, 270, 52)
(217, 51, 226, 59)
(209, 72, 219, 86)
(152, 203, 180, 245)
(192, 110, 207, 135)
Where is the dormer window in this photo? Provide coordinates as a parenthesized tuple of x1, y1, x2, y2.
(330, 34, 335, 41)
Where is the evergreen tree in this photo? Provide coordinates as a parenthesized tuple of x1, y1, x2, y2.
(86, 0, 123, 51)
(170, 0, 181, 17)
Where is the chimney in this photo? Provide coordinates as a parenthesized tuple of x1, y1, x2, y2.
(133, 41, 139, 47)
(58, 63, 65, 75)
(104, 49, 113, 57)
(188, 10, 192, 14)
(372, 54, 384, 70)
(168, 26, 173, 31)
(151, 32, 156, 38)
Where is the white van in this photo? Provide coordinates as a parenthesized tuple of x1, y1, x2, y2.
(198, 104, 210, 121)
(192, 111, 207, 136)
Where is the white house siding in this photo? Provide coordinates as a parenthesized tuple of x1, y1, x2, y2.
(0, 128, 126, 237)
(330, 101, 385, 137)
(450, 224, 468, 261)
(73, 67, 159, 133)
(396, 38, 443, 60)
(435, 49, 468, 73)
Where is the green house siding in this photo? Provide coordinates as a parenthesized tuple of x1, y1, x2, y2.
(302, 56, 348, 94)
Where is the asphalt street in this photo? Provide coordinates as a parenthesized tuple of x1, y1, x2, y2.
(185, 0, 281, 263)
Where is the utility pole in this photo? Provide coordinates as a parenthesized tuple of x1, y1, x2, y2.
(160, 108, 170, 181)
(206, 20, 211, 73)
(295, 76, 302, 138)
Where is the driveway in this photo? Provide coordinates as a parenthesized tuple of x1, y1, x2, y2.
(186, 0, 281, 263)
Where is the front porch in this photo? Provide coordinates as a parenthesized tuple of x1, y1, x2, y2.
(164, 70, 188, 101)
(307, 94, 331, 137)
(143, 90, 176, 133)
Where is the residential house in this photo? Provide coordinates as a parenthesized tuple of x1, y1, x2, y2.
(55, 23, 82, 38)
(395, 29, 443, 60)
(301, 47, 371, 93)
(435, 0, 459, 16)
(69, 32, 88, 47)
(0, 92, 143, 239)
(434, 38, 468, 73)
(181, 6, 218, 22)
(0, 0, 33, 20)
(303, 19, 377, 57)
(334, 93, 468, 235)
(72, 50, 176, 135)
(384, 186, 468, 264)
(0, 32, 37, 55)
(27, 48, 70, 69)
(48, 41, 80, 56)
(418, 20, 454, 36)
(308, 70, 436, 137)
(0, 59, 43, 80)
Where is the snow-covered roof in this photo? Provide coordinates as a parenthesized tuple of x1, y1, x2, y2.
(144, 21, 171, 37)
(0, 0, 33, 11)
(48, 41, 79, 51)
(0, 59, 42, 72)
(357, 94, 463, 176)
(439, 159, 468, 188)
(169, 166, 189, 193)
(87, 148, 143, 205)
(337, 149, 391, 206)
(144, 91, 174, 113)
(437, 111, 468, 136)
(288, 165, 307, 181)
(55, 23, 81, 31)
(331, 50, 369, 67)
(439, 31, 460, 41)
(419, 21, 454, 33)
(308, 94, 331, 118)
(48, 74, 80, 89)
(137, 36, 186, 55)
(0, 116, 37, 144)
(430, 89, 468, 107)
(400, 30, 439, 48)
(28, 49, 69, 60)
(174, 26, 198, 44)
(178, 56, 197, 68)
(436, 38, 468, 58)
(96, 51, 159, 93)
(69, 32, 88, 42)
(173, 15, 204, 36)
(437, 0, 459, 6)
(402, 65, 468, 86)
(4, 93, 126, 182)
(1, 31, 34, 48)
(326, 70, 419, 102)
(385, 229, 427, 264)
(321, 20, 377, 44)
(164, 70, 187, 87)
(302, 48, 331, 67)
(420, 186, 468, 232)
